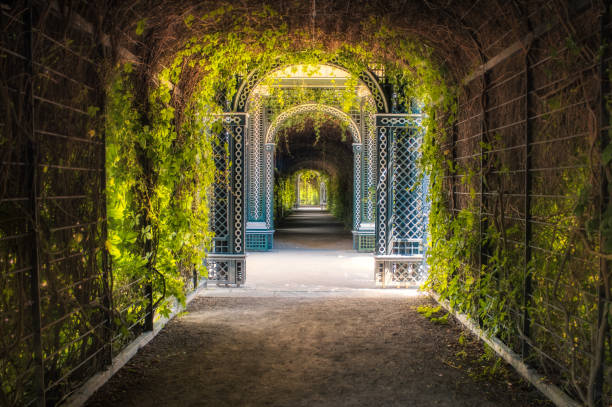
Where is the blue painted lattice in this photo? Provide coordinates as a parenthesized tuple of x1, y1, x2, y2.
(207, 114, 247, 286)
(389, 126, 428, 256)
(374, 114, 429, 287)
(210, 129, 230, 253)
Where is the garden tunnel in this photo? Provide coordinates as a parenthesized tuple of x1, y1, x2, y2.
(0, 0, 611, 406)
(273, 116, 354, 228)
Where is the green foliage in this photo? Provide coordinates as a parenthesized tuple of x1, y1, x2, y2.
(297, 169, 321, 206)
(135, 19, 146, 36)
(274, 174, 296, 221)
(416, 305, 449, 324)
(106, 1, 453, 337)
(469, 345, 507, 381)
(416, 305, 442, 317)
(106, 66, 214, 323)
(327, 171, 352, 228)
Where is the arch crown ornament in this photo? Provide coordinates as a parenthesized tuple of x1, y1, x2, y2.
(233, 61, 389, 114)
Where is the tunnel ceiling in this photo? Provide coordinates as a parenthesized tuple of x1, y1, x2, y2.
(104, 0, 554, 92)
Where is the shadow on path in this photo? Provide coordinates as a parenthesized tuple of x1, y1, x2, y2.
(274, 208, 352, 250)
(87, 296, 553, 407)
(85, 209, 554, 407)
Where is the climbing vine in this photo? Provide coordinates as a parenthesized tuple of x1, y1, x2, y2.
(274, 173, 296, 221)
(106, 63, 215, 323)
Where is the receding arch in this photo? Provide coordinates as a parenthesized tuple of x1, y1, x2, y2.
(265, 103, 361, 144)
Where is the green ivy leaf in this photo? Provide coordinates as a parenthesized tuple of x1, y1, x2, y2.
(135, 19, 147, 36)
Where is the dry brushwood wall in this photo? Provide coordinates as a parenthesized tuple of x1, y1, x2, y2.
(0, 0, 610, 406)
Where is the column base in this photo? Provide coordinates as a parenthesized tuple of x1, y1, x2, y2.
(352, 225, 375, 252)
(206, 253, 246, 286)
(374, 255, 427, 288)
(245, 229, 274, 251)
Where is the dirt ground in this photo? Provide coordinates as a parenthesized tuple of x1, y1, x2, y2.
(87, 295, 553, 407)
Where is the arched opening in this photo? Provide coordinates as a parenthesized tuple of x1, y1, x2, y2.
(270, 113, 356, 253)
(241, 64, 387, 255)
(296, 170, 323, 207)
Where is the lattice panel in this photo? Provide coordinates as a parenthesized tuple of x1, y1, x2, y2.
(265, 144, 275, 228)
(206, 257, 246, 286)
(247, 95, 265, 222)
(210, 130, 230, 251)
(357, 234, 375, 252)
(353, 143, 363, 229)
(391, 127, 425, 240)
(227, 116, 246, 255)
(246, 233, 273, 251)
(207, 259, 229, 282)
(375, 115, 428, 258)
(375, 124, 389, 255)
(391, 240, 421, 256)
(209, 114, 246, 260)
(364, 98, 377, 223)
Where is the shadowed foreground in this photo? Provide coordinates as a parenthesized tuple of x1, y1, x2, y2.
(87, 296, 552, 407)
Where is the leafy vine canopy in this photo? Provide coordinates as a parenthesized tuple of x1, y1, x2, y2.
(112, 1, 460, 124)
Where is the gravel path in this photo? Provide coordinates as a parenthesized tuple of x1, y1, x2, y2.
(87, 211, 553, 406)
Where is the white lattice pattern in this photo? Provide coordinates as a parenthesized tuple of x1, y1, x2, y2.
(353, 143, 362, 229)
(265, 143, 274, 229)
(364, 97, 376, 223)
(376, 126, 388, 255)
(265, 104, 361, 144)
(233, 123, 244, 253)
(247, 96, 264, 221)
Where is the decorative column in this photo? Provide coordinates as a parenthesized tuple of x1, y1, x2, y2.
(264, 143, 275, 229)
(247, 96, 264, 222)
(245, 98, 275, 251)
(374, 117, 391, 257)
(353, 102, 377, 252)
(364, 101, 377, 224)
(352, 143, 363, 231)
(207, 113, 247, 286)
(374, 114, 427, 287)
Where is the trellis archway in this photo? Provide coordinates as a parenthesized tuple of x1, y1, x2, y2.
(232, 60, 390, 114)
(247, 101, 376, 253)
(0, 3, 607, 405)
(206, 63, 429, 289)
